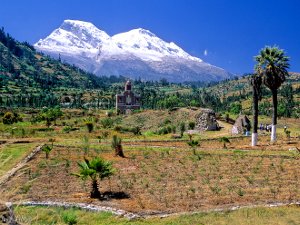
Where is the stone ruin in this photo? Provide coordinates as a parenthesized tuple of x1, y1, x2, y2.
(231, 115, 251, 135)
(195, 109, 219, 131)
(0, 202, 19, 225)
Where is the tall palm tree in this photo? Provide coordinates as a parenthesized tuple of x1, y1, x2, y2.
(250, 74, 262, 146)
(73, 157, 115, 198)
(255, 46, 289, 142)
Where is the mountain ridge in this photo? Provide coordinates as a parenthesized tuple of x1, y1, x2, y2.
(35, 20, 233, 83)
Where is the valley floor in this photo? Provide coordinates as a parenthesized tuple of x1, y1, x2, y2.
(0, 110, 299, 224)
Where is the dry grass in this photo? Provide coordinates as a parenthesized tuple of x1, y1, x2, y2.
(0, 109, 299, 224)
(0, 135, 299, 214)
(13, 204, 300, 225)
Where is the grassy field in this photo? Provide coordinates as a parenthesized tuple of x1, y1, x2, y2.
(14, 205, 300, 225)
(0, 142, 38, 176)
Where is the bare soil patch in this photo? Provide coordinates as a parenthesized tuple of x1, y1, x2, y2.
(0, 137, 299, 214)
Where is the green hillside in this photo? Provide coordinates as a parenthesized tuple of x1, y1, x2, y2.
(0, 27, 299, 118)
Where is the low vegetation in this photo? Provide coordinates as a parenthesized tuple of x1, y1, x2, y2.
(0, 28, 300, 223)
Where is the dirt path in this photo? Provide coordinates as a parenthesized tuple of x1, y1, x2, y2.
(0, 145, 43, 186)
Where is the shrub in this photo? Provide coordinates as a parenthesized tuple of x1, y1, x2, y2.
(180, 122, 186, 137)
(158, 127, 168, 135)
(166, 125, 172, 133)
(35, 127, 54, 132)
(114, 125, 122, 132)
(2, 112, 22, 124)
(219, 137, 230, 149)
(131, 126, 141, 135)
(106, 110, 114, 117)
(100, 118, 114, 128)
(62, 211, 78, 225)
(41, 144, 53, 159)
(188, 121, 196, 130)
(85, 122, 94, 133)
(171, 125, 176, 134)
(164, 119, 171, 125)
(230, 102, 242, 115)
(62, 126, 72, 133)
(112, 135, 124, 157)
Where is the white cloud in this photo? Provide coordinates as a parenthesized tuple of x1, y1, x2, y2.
(204, 49, 208, 56)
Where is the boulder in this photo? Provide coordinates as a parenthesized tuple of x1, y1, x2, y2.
(232, 115, 251, 135)
(195, 109, 219, 131)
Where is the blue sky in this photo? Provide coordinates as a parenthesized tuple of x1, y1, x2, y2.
(0, 0, 299, 74)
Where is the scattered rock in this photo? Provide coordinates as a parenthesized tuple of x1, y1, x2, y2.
(0, 202, 19, 225)
(171, 134, 181, 139)
(289, 147, 300, 153)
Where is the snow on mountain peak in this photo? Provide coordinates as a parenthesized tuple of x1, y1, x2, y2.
(33, 20, 233, 82)
(111, 28, 202, 62)
(62, 19, 96, 28)
(35, 20, 202, 62)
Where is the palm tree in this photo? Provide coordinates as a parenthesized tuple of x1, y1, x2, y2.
(73, 157, 115, 198)
(255, 46, 289, 142)
(250, 74, 262, 146)
(219, 137, 230, 149)
(111, 135, 125, 157)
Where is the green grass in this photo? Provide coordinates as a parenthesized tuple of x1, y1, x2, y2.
(0, 143, 36, 176)
(14, 205, 300, 225)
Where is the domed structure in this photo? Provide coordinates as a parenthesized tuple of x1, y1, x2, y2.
(116, 80, 141, 114)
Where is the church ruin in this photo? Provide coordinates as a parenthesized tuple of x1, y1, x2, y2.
(116, 80, 141, 114)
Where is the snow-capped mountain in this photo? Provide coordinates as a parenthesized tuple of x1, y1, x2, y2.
(35, 20, 233, 82)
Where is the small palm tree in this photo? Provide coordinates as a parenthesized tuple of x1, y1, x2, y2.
(41, 138, 55, 159)
(250, 74, 262, 146)
(73, 157, 115, 198)
(111, 135, 125, 157)
(255, 46, 289, 142)
(41, 144, 52, 159)
(219, 137, 230, 149)
(187, 139, 200, 155)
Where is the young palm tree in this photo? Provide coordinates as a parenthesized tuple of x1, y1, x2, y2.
(111, 135, 125, 157)
(255, 46, 289, 142)
(73, 157, 115, 198)
(250, 74, 262, 146)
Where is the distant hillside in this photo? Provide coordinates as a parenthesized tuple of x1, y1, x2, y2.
(204, 73, 300, 98)
(203, 73, 300, 118)
(0, 27, 125, 91)
(0, 27, 299, 118)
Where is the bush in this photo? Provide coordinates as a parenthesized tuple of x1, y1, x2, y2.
(106, 110, 114, 117)
(164, 119, 171, 125)
(114, 126, 141, 135)
(131, 126, 141, 135)
(158, 127, 168, 135)
(114, 125, 122, 132)
(62, 211, 78, 225)
(188, 121, 196, 130)
(2, 112, 22, 124)
(100, 118, 114, 128)
(180, 122, 186, 137)
(85, 122, 94, 133)
(230, 102, 242, 115)
(35, 127, 54, 132)
(171, 125, 176, 134)
(62, 126, 72, 133)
